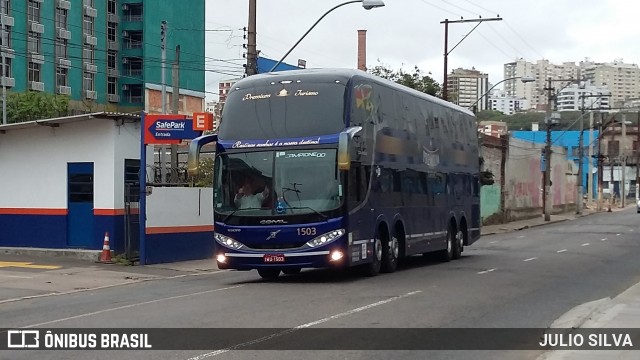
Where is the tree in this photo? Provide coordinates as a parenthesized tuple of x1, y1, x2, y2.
(4, 91, 70, 123)
(368, 62, 441, 96)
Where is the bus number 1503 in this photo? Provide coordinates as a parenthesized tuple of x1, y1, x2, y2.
(297, 227, 317, 236)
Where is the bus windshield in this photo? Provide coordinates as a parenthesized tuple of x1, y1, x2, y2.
(218, 82, 347, 140)
(214, 149, 342, 217)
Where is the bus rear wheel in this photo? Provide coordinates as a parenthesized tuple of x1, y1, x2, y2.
(438, 226, 454, 262)
(381, 235, 399, 273)
(257, 269, 281, 279)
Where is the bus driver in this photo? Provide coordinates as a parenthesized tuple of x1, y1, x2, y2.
(234, 181, 269, 209)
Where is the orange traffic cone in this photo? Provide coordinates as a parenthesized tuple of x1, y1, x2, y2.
(98, 232, 114, 264)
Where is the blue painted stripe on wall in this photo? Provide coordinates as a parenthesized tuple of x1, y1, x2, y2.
(145, 232, 215, 265)
(0, 214, 67, 248)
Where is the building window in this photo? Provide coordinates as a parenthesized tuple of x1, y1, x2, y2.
(84, 71, 94, 91)
(28, 31, 40, 53)
(108, 76, 117, 95)
(107, 50, 117, 68)
(55, 8, 68, 29)
(3, 57, 10, 78)
(1, 25, 10, 48)
(28, 62, 40, 82)
(83, 15, 94, 35)
(56, 39, 68, 58)
(28, 0, 40, 22)
(108, 23, 116, 42)
(57, 66, 68, 87)
(107, 0, 116, 14)
(83, 46, 94, 63)
(1, 0, 10, 15)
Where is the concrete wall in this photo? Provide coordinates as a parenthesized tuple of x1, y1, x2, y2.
(480, 185, 501, 222)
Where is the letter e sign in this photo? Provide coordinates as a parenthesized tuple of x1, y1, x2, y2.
(193, 112, 214, 131)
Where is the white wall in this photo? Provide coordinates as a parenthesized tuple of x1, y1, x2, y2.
(145, 187, 213, 228)
(0, 120, 118, 209)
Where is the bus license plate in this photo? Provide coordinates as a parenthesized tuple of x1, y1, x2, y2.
(263, 254, 285, 263)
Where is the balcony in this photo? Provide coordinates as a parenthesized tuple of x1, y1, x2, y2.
(57, 28, 71, 40)
(30, 22, 44, 34)
(1, 77, 15, 87)
(85, 90, 97, 100)
(29, 81, 45, 92)
(56, 0, 71, 10)
(57, 85, 71, 95)
(58, 58, 71, 68)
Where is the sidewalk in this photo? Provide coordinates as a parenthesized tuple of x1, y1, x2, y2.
(481, 203, 634, 236)
(537, 280, 640, 359)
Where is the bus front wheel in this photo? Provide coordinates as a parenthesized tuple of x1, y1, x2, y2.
(257, 268, 281, 279)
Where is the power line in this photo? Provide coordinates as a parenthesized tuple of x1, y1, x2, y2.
(460, 0, 499, 15)
(419, 0, 462, 17)
(441, 0, 480, 16)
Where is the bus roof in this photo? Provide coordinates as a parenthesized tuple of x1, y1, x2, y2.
(230, 68, 475, 117)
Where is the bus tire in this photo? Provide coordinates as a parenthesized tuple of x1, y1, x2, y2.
(257, 268, 281, 279)
(363, 237, 382, 277)
(438, 226, 454, 262)
(282, 268, 301, 275)
(381, 235, 399, 273)
(453, 229, 464, 260)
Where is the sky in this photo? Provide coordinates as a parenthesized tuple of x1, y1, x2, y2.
(203, 0, 640, 101)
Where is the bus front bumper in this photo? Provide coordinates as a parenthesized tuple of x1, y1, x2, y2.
(215, 249, 348, 270)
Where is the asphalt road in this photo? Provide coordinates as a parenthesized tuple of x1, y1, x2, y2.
(1, 209, 639, 360)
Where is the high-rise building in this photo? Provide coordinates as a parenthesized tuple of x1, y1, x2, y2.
(488, 90, 529, 115)
(580, 59, 640, 108)
(0, 0, 205, 114)
(446, 67, 488, 110)
(556, 80, 610, 112)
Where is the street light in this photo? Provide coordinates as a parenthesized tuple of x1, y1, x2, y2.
(269, 0, 385, 72)
(468, 76, 535, 112)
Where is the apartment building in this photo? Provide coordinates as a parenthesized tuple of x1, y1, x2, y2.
(556, 81, 611, 111)
(446, 67, 489, 110)
(580, 59, 640, 108)
(0, 0, 204, 113)
(488, 90, 529, 115)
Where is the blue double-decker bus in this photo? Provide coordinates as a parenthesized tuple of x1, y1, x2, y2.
(188, 68, 480, 279)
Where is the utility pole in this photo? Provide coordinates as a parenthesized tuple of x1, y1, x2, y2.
(609, 124, 615, 211)
(636, 111, 639, 201)
(543, 77, 554, 221)
(577, 94, 585, 214)
(621, 114, 626, 208)
(597, 113, 605, 211)
(440, 17, 502, 101)
(171, 45, 180, 183)
(246, 0, 258, 76)
(1, 2, 6, 125)
(159, 20, 168, 183)
(588, 111, 594, 205)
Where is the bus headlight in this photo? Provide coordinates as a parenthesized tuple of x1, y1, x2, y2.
(214, 233, 245, 250)
(305, 229, 345, 248)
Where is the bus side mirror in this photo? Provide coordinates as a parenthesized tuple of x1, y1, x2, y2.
(337, 126, 363, 171)
(187, 134, 218, 176)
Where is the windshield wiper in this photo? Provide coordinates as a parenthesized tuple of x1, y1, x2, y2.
(285, 206, 328, 219)
(221, 207, 264, 223)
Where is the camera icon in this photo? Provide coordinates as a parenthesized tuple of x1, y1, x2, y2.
(7, 330, 40, 349)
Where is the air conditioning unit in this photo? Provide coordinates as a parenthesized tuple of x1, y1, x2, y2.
(1, 77, 15, 87)
(28, 53, 45, 64)
(107, 68, 119, 77)
(122, 4, 129, 10)
(58, 58, 71, 68)
(1, 15, 14, 27)
(85, 90, 97, 100)
(122, 84, 129, 91)
(30, 22, 44, 34)
(84, 5, 97, 18)
(56, 0, 71, 10)
(122, 31, 129, 37)
(108, 13, 119, 23)
(84, 62, 98, 73)
(57, 28, 71, 40)
(57, 85, 71, 95)
(122, 58, 129, 64)
(107, 40, 119, 51)
(29, 81, 45, 92)
(84, 34, 97, 46)
(108, 94, 121, 103)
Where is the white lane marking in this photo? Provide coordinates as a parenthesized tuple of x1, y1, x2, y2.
(518, 235, 525, 238)
(616, 233, 621, 236)
(0, 274, 34, 279)
(489, 241, 498, 244)
(0, 269, 230, 305)
(601, 238, 608, 241)
(478, 268, 497, 274)
(186, 290, 422, 359)
(523, 257, 537, 262)
(630, 229, 634, 232)
(581, 243, 590, 247)
(557, 249, 567, 253)
(22, 285, 244, 328)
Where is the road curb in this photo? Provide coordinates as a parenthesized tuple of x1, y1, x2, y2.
(1, 247, 101, 262)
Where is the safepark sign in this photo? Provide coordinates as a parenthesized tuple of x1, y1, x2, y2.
(143, 113, 214, 144)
